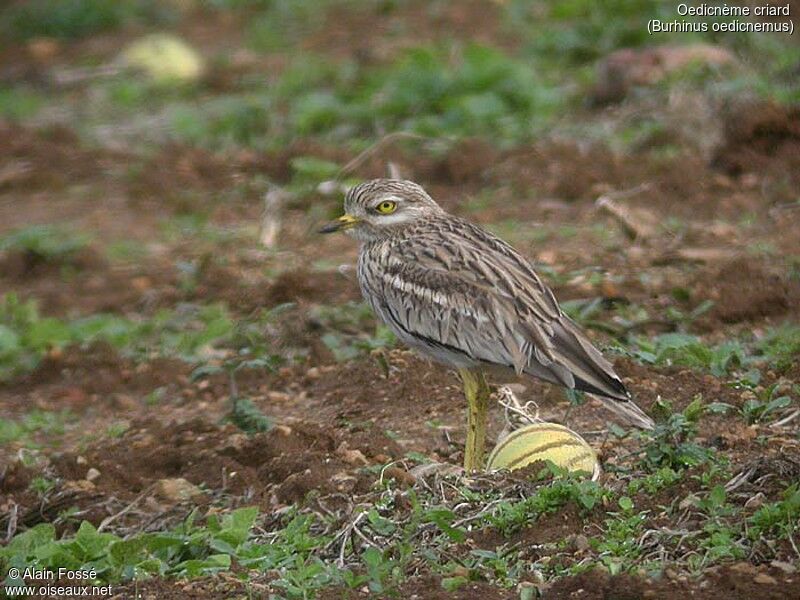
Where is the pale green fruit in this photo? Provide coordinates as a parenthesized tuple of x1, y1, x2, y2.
(487, 422, 599, 477)
(121, 34, 204, 83)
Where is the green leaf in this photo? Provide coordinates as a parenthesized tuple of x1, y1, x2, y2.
(442, 576, 469, 592)
(75, 521, 120, 559)
(172, 554, 231, 577)
(424, 509, 466, 543)
(683, 396, 704, 422)
(618, 496, 634, 512)
(709, 485, 726, 509)
(367, 509, 397, 536)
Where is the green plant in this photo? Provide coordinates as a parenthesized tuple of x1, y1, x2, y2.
(361, 547, 401, 595)
(740, 383, 794, 424)
(593, 499, 648, 574)
(310, 302, 396, 361)
(228, 397, 273, 435)
(0, 508, 337, 589)
(170, 94, 273, 150)
(506, 0, 685, 65)
(2, 0, 173, 40)
(749, 485, 800, 541)
(487, 469, 610, 536)
(757, 324, 800, 372)
(0, 225, 90, 264)
(708, 378, 795, 425)
(640, 398, 715, 471)
(626, 467, 681, 495)
(0, 294, 243, 381)
(28, 476, 56, 498)
(628, 333, 749, 376)
(0, 409, 71, 446)
(0, 86, 45, 121)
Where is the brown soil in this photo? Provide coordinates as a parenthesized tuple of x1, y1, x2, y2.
(695, 257, 800, 326)
(546, 565, 800, 600)
(714, 101, 800, 193)
(50, 416, 401, 508)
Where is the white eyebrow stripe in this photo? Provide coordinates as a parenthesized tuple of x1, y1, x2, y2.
(373, 212, 416, 225)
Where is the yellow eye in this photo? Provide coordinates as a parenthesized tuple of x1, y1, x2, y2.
(376, 200, 397, 214)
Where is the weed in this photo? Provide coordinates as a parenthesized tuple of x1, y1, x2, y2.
(487, 469, 610, 536)
(362, 44, 560, 141)
(757, 324, 800, 372)
(228, 397, 274, 435)
(310, 302, 396, 361)
(506, 0, 683, 65)
(246, 0, 343, 52)
(28, 476, 56, 498)
(2, 0, 173, 40)
(105, 422, 130, 439)
(626, 467, 681, 496)
(628, 333, 749, 376)
(593, 503, 648, 574)
(749, 485, 800, 542)
(639, 398, 715, 471)
(0, 225, 90, 264)
(740, 383, 794, 424)
(0, 86, 45, 121)
(0, 294, 242, 380)
(170, 94, 273, 150)
(0, 409, 71, 447)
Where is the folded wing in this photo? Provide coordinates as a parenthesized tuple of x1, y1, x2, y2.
(359, 218, 653, 428)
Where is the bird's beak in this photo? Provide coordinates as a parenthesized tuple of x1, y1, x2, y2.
(319, 214, 360, 234)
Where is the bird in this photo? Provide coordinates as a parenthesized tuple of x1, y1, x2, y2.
(320, 179, 654, 471)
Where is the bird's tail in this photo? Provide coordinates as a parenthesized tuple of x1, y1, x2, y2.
(592, 394, 655, 430)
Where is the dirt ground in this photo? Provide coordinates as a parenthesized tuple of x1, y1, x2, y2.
(1, 1, 799, 598)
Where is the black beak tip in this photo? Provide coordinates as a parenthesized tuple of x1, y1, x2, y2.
(318, 224, 338, 234)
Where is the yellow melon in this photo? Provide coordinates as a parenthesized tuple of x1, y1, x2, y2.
(486, 422, 599, 477)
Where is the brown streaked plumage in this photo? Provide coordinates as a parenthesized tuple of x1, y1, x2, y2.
(321, 179, 653, 469)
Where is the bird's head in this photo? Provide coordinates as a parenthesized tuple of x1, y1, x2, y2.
(319, 179, 444, 241)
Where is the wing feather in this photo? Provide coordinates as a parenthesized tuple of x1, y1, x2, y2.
(358, 217, 631, 403)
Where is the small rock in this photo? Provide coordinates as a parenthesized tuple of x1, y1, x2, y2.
(267, 391, 291, 403)
(223, 433, 248, 452)
(382, 466, 416, 487)
(27, 37, 60, 62)
(330, 472, 357, 493)
(336, 443, 369, 466)
(409, 462, 462, 479)
(64, 479, 95, 493)
(76, 455, 88, 465)
(770, 561, 796, 574)
(730, 562, 757, 576)
(744, 492, 766, 510)
(305, 367, 321, 379)
(131, 276, 152, 291)
(155, 478, 202, 502)
(346, 449, 369, 465)
(573, 534, 590, 552)
(274, 425, 293, 436)
(85, 468, 101, 482)
(754, 573, 778, 585)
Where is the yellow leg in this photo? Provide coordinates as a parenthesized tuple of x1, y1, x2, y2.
(459, 368, 490, 472)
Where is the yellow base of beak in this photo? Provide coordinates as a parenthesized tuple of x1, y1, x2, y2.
(319, 214, 360, 234)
